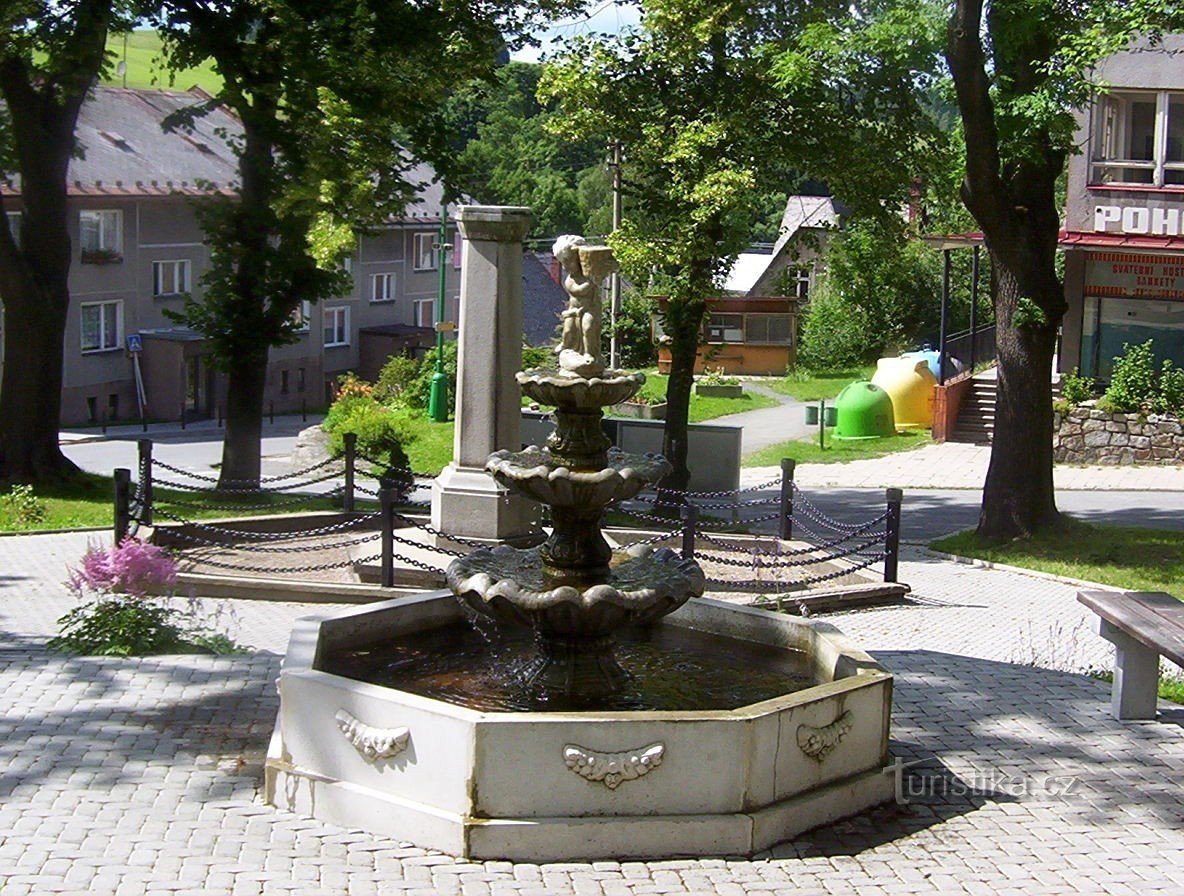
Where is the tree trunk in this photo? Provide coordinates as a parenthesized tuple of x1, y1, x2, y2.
(217, 352, 267, 489)
(977, 255, 1060, 539)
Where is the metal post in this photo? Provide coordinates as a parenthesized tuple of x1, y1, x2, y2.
(217, 404, 223, 428)
(779, 458, 796, 541)
(141, 412, 147, 434)
(939, 249, 951, 385)
(301, 398, 307, 423)
(681, 503, 698, 561)
(138, 439, 154, 527)
(113, 468, 131, 544)
(380, 487, 395, 588)
(428, 203, 451, 422)
(343, 432, 356, 513)
(269, 401, 274, 425)
(969, 245, 980, 372)
(884, 487, 903, 583)
(179, 404, 186, 430)
(101, 409, 107, 435)
(818, 399, 826, 450)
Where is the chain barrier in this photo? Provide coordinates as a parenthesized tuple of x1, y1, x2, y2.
(152, 507, 381, 541)
(155, 486, 346, 512)
(720, 552, 887, 594)
(696, 533, 885, 570)
(355, 452, 439, 481)
(792, 491, 872, 533)
(633, 492, 782, 510)
(160, 526, 382, 554)
(697, 513, 888, 557)
(153, 455, 340, 486)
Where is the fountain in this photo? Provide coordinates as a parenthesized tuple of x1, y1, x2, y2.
(265, 223, 895, 861)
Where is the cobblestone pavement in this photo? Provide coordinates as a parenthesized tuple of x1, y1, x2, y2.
(2, 532, 1183, 895)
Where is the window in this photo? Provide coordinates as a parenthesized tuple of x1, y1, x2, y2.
(297, 367, 306, 393)
(152, 259, 191, 296)
(5, 211, 20, 248)
(323, 306, 349, 347)
(280, 370, 290, 394)
(1092, 90, 1184, 186)
(79, 210, 122, 261)
(788, 265, 813, 301)
(706, 313, 744, 343)
(80, 300, 121, 352)
(745, 314, 793, 345)
(414, 232, 438, 270)
(291, 300, 312, 332)
(415, 299, 434, 328)
(371, 272, 395, 302)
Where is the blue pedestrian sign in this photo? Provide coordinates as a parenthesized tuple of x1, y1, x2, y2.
(126, 333, 143, 353)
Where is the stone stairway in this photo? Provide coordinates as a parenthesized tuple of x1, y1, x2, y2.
(950, 377, 996, 444)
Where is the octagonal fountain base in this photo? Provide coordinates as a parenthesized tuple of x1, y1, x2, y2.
(265, 592, 894, 861)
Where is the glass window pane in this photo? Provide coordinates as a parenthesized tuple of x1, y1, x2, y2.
(81, 307, 99, 350)
(103, 303, 118, 347)
(1168, 96, 1184, 163)
(1127, 98, 1157, 161)
(80, 213, 100, 251)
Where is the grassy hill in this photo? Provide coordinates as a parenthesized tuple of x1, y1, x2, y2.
(101, 30, 221, 94)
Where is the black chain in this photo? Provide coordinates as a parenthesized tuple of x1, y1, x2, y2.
(706, 551, 885, 591)
(163, 526, 382, 553)
(696, 534, 885, 570)
(156, 486, 346, 512)
(153, 508, 380, 540)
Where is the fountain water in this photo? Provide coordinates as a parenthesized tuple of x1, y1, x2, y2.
(265, 227, 895, 861)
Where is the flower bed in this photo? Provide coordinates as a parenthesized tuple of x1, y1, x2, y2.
(1054, 402, 1184, 465)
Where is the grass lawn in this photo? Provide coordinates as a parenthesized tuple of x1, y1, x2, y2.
(769, 366, 876, 402)
(389, 408, 454, 475)
(0, 473, 362, 533)
(101, 30, 222, 94)
(743, 428, 932, 467)
(933, 519, 1184, 703)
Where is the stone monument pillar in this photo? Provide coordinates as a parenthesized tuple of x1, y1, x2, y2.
(431, 205, 539, 542)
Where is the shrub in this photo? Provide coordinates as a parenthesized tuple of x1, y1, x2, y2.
(698, 366, 739, 386)
(49, 538, 242, 657)
(1059, 368, 1095, 406)
(407, 341, 459, 412)
(373, 354, 421, 406)
(605, 291, 658, 369)
(1, 484, 47, 528)
(796, 279, 876, 372)
(522, 342, 552, 371)
(322, 392, 418, 493)
(1155, 360, 1184, 416)
(1103, 341, 1158, 413)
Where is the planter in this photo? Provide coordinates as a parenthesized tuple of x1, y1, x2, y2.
(611, 401, 667, 420)
(695, 383, 743, 398)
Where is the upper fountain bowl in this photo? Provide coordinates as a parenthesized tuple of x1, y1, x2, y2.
(519, 368, 645, 410)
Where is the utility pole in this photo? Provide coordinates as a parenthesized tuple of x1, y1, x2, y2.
(608, 140, 623, 369)
(428, 204, 452, 423)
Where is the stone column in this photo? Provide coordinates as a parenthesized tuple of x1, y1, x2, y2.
(431, 205, 539, 542)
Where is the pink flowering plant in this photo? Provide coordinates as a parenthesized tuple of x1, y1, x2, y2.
(51, 538, 241, 656)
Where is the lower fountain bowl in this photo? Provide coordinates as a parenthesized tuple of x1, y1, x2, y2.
(265, 592, 895, 861)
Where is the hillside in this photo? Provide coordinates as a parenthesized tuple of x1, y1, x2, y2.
(101, 30, 221, 94)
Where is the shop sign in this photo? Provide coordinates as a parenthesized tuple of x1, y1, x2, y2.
(1094, 204, 1184, 236)
(1085, 252, 1184, 300)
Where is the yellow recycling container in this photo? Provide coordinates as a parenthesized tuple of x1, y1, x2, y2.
(871, 357, 936, 430)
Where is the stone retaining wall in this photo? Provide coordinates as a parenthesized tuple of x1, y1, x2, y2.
(1054, 403, 1184, 465)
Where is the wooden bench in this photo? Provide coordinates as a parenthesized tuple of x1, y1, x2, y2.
(1078, 590, 1184, 720)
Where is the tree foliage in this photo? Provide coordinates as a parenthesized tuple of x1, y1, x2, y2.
(0, 0, 142, 482)
(543, 0, 945, 492)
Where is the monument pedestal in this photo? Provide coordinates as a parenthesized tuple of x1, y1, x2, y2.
(431, 463, 539, 545)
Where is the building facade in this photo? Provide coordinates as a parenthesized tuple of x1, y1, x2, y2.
(1060, 35, 1184, 380)
(0, 87, 461, 425)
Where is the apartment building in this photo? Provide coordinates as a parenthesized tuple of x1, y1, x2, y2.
(1059, 35, 1184, 379)
(0, 86, 460, 425)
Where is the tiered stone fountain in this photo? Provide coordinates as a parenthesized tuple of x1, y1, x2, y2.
(448, 235, 704, 700)
(265, 226, 895, 861)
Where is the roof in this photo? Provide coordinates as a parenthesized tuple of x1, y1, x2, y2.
(925, 230, 1184, 254)
(723, 252, 773, 294)
(521, 252, 567, 346)
(771, 195, 841, 259)
(0, 86, 453, 218)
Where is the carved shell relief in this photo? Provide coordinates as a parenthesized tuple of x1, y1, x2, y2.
(563, 742, 665, 790)
(797, 710, 853, 761)
(335, 709, 410, 762)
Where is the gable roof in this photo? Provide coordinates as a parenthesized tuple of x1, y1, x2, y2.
(1, 86, 451, 218)
(521, 252, 567, 346)
(771, 195, 841, 259)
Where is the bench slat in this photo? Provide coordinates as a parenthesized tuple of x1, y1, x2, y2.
(1078, 590, 1184, 669)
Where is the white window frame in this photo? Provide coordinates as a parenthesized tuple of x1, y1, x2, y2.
(79, 209, 123, 259)
(413, 232, 438, 271)
(323, 305, 350, 348)
(80, 300, 122, 353)
(291, 300, 312, 333)
(415, 298, 435, 328)
(370, 272, 395, 303)
(4, 211, 20, 248)
(706, 313, 745, 344)
(152, 259, 191, 297)
(1091, 89, 1184, 187)
(789, 265, 813, 301)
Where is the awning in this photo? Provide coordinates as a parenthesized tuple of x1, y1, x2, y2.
(1058, 231, 1184, 253)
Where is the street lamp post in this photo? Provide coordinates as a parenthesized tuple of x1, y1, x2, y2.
(428, 206, 452, 422)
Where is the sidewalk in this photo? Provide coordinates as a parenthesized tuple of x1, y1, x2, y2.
(2, 531, 1182, 895)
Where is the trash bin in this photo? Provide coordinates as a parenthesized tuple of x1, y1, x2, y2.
(805, 404, 819, 425)
(872, 357, 937, 429)
(834, 381, 896, 440)
(824, 405, 837, 427)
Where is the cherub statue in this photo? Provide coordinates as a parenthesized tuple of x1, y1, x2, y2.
(553, 234, 618, 376)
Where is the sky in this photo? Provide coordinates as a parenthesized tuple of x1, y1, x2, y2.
(511, 0, 642, 63)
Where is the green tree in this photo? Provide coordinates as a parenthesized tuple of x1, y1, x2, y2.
(945, 0, 1178, 539)
(154, 0, 531, 488)
(0, 1, 136, 482)
(544, 0, 943, 494)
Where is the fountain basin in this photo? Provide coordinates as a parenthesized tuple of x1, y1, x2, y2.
(487, 446, 670, 508)
(518, 368, 646, 409)
(265, 591, 894, 861)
